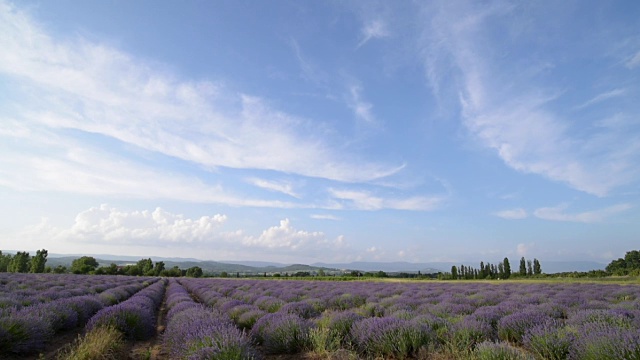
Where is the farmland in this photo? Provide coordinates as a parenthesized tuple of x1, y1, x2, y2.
(1, 273, 640, 359)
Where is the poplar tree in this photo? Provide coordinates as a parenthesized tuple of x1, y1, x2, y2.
(533, 258, 541, 275)
(503, 258, 511, 279)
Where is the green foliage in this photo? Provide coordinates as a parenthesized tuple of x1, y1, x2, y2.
(9, 251, 30, 273)
(137, 258, 154, 275)
(152, 261, 165, 276)
(30, 249, 48, 273)
(519, 257, 527, 276)
(56, 325, 125, 360)
(71, 256, 99, 274)
(185, 266, 203, 278)
(161, 266, 182, 277)
(606, 250, 640, 276)
(533, 259, 542, 275)
(503, 258, 511, 279)
(0, 251, 12, 272)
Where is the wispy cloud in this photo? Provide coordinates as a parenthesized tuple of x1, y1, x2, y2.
(625, 50, 640, 69)
(347, 85, 375, 124)
(357, 19, 390, 48)
(0, 3, 402, 191)
(494, 208, 528, 220)
(418, 2, 640, 197)
(310, 214, 341, 221)
(246, 178, 299, 198)
(328, 188, 444, 211)
(574, 88, 626, 110)
(533, 203, 632, 223)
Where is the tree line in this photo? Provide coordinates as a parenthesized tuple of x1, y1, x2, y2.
(0, 249, 49, 273)
(0, 250, 204, 278)
(440, 257, 542, 280)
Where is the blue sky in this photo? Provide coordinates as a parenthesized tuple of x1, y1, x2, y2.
(1, 0, 639, 264)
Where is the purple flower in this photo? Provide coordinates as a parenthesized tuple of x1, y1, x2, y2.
(350, 316, 434, 358)
(498, 310, 552, 344)
(250, 313, 311, 354)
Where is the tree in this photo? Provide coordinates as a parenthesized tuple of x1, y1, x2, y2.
(498, 262, 504, 278)
(0, 251, 12, 272)
(161, 266, 182, 277)
(317, 269, 325, 277)
(137, 258, 154, 276)
(606, 250, 640, 276)
(30, 249, 48, 273)
(9, 252, 30, 273)
(71, 256, 99, 274)
(533, 258, 541, 275)
(527, 260, 533, 276)
(53, 265, 67, 274)
(451, 265, 458, 280)
(186, 266, 203, 278)
(220, 271, 229, 278)
(153, 261, 165, 276)
(519, 257, 527, 276)
(503, 258, 511, 279)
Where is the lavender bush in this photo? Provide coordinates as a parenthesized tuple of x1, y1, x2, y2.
(250, 313, 311, 354)
(350, 316, 434, 358)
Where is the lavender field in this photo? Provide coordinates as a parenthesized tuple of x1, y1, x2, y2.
(2, 274, 640, 359)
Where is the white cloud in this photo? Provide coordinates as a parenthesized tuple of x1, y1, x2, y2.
(625, 50, 640, 69)
(347, 85, 375, 124)
(310, 214, 341, 221)
(9, 206, 353, 263)
(246, 178, 299, 198)
(574, 88, 626, 110)
(494, 208, 527, 220)
(21, 205, 227, 245)
(328, 188, 443, 211)
(516, 243, 535, 257)
(243, 219, 323, 249)
(419, 2, 640, 197)
(0, 2, 401, 188)
(357, 19, 390, 48)
(533, 203, 632, 223)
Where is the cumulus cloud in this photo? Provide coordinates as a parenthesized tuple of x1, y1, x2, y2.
(494, 208, 528, 220)
(22, 205, 227, 245)
(243, 219, 324, 249)
(516, 243, 535, 257)
(533, 203, 632, 223)
(9, 206, 354, 263)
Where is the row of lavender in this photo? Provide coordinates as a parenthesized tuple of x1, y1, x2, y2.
(178, 279, 640, 359)
(0, 274, 161, 355)
(162, 279, 260, 359)
(0, 273, 153, 309)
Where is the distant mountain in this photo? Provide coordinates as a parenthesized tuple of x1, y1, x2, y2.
(31, 252, 608, 275)
(312, 260, 607, 274)
(312, 261, 442, 274)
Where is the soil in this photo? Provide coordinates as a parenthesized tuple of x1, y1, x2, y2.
(125, 287, 169, 360)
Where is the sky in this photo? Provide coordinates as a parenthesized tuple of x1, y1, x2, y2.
(0, 0, 639, 265)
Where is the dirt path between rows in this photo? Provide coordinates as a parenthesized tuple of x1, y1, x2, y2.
(126, 286, 169, 360)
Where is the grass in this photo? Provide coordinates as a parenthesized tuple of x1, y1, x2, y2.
(56, 325, 125, 360)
